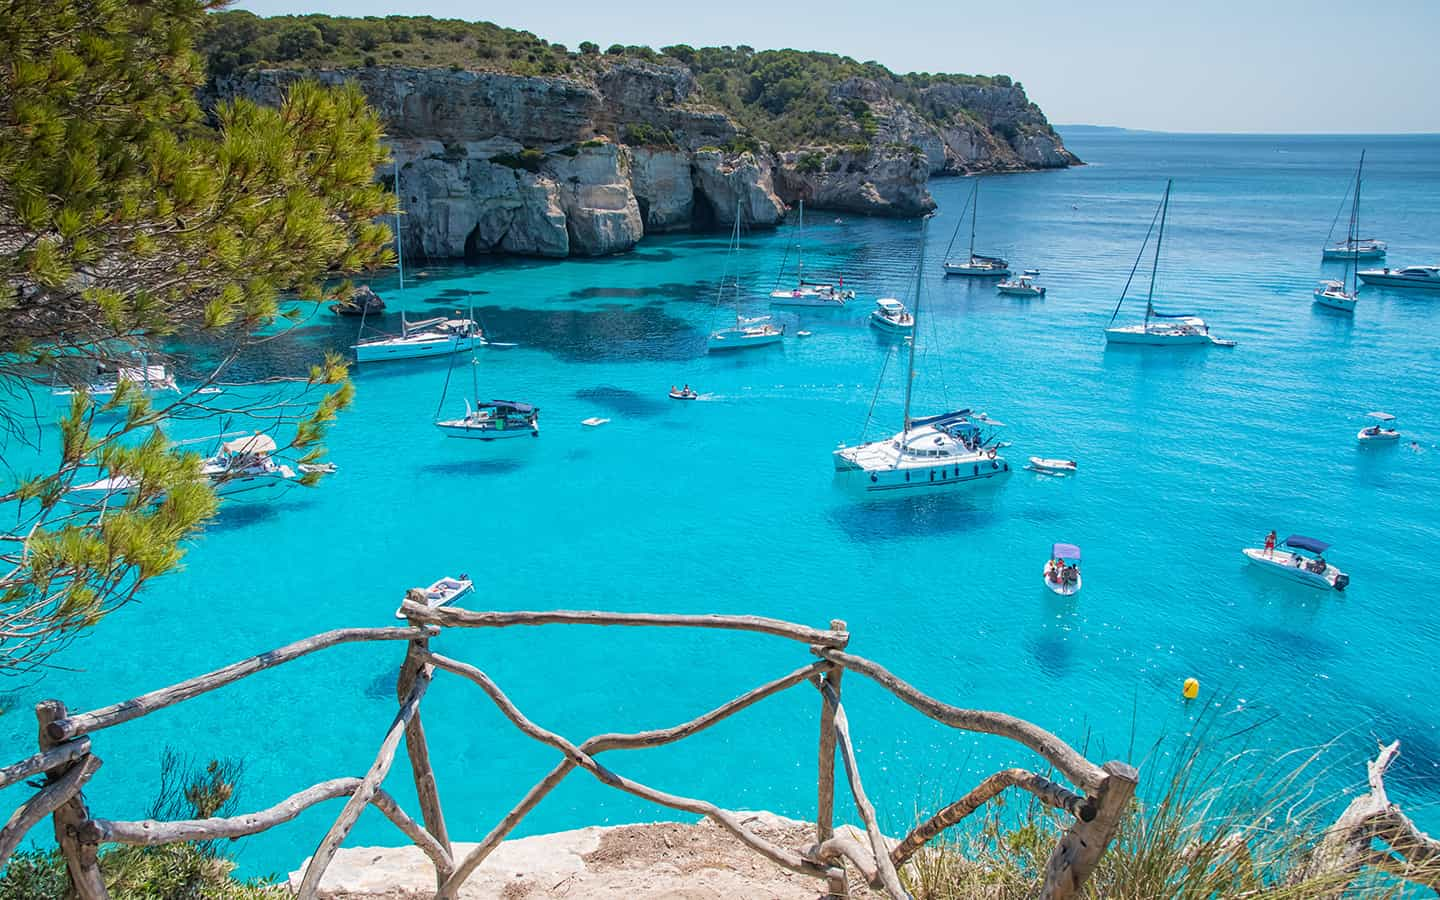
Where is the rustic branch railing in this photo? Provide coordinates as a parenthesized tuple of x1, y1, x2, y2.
(0, 601, 1149, 900)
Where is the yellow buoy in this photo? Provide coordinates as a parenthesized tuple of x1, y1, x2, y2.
(1182, 678, 1200, 700)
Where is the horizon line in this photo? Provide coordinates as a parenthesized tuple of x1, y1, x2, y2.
(1056, 124, 1440, 137)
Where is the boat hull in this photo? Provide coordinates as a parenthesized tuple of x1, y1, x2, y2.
(1323, 246, 1385, 261)
(707, 329, 784, 352)
(436, 421, 538, 440)
(1312, 289, 1356, 312)
(1356, 271, 1440, 290)
(1104, 325, 1213, 346)
(210, 473, 301, 502)
(833, 453, 1011, 493)
(1357, 428, 1399, 442)
(354, 335, 478, 362)
(768, 290, 849, 309)
(1242, 548, 1347, 590)
(869, 313, 913, 333)
(943, 262, 1009, 277)
(998, 285, 1045, 297)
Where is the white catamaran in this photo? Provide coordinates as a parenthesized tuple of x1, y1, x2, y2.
(708, 202, 784, 351)
(835, 219, 1011, 494)
(1314, 151, 1369, 313)
(769, 200, 854, 309)
(1105, 180, 1231, 347)
(942, 178, 1010, 277)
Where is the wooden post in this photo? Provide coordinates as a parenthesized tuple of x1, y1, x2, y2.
(398, 605, 452, 886)
(1040, 760, 1138, 899)
(817, 619, 847, 898)
(35, 700, 108, 900)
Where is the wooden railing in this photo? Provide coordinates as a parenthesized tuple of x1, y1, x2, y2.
(0, 599, 1142, 899)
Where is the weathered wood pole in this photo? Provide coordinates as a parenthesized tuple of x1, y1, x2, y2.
(817, 619, 847, 898)
(400, 594, 453, 886)
(35, 700, 108, 900)
(1040, 760, 1138, 899)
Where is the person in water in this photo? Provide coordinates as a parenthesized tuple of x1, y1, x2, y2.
(1264, 530, 1276, 557)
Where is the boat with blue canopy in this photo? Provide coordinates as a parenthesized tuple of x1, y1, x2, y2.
(1242, 534, 1349, 591)
(1044, 543, 1082, 595)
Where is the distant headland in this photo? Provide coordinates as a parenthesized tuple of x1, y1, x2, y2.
(201, 12, 1080, 260)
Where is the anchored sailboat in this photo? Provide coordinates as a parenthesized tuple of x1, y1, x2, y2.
(769, 200, 853, 308)
(1322, 154, 1385, 261)
(1315, 152, 1368, 313)
(942, 178, 1010, 277)
(433, 349, 538, 440)
(834, 218, 1011, 494)
(708, 199, 784, 351)
(1105, 181, 1231, 347)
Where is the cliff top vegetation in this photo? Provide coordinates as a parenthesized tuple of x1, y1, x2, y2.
(199, 12, 1037, 150)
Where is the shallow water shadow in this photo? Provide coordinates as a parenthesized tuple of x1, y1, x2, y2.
(471, 305, 702, 362)
(574, 385, 670, 418)
(828, 490, 997, 542)
(207, 499, 311, 533)
(1028, 632, 1074, 679)
(1241, 625, 1339, 664)
(417, 458, 529, 478)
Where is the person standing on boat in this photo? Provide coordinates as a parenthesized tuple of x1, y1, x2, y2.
(1264, 530, 1276, 557)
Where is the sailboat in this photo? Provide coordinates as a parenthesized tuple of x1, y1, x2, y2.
(942, 178, 1010, 277)
(834, 218, 1011, 494)
(1105, 181, 1230, 347)
(1322, 154, 1385, 261)
(433, 354, 539, 440)
(1314, 152, 1368, 313)
(708, 201, 784, 351)
(769, 200, 853, 308)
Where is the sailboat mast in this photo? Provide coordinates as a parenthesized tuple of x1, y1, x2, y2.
(732, 191, 744, 327)
(968, 179, 979, 259)
(1145, 180, 1172, 327)
(394, 157, 405, 292)
(1348, 151, 1364, 294)
(902, 218, 929, 432)
(797, 199, 805, 285)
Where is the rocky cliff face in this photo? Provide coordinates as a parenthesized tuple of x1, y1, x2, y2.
(211, 63, 1073, 260)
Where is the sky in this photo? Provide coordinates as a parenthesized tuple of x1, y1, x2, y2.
(231, 0, 1440, 134)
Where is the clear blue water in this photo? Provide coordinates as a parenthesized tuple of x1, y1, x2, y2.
(4, 130, 1440, 878)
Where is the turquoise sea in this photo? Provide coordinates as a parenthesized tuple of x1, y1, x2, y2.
(4, 129, 1440, 878)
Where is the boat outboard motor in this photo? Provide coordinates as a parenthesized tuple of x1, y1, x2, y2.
(1333, 572, 1350, 592)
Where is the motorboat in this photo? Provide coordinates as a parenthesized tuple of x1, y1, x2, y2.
(1313, 279, 1356, 313)
(1357, 411, 1399, 443)
(395, 574, 474, 619)
(998, 271, 1045, 297)
(835, 220, 1010, 496)
(1242, 535, 1349, 591)
(869, 297, 914, 333)
(1356, 265, 1440, 290)
(1043, 543, 1082, 596)
(942, 178, 1009, 276)
(708, 316, 785, 351)
(1027, 457, 1077, 475)
(353, 313, 481, 362)
(581, 417, 609, 427)
(199, 432, 311, 501)
(669, 386, 699, 400)
(435, 399, 539, 440)
(1105, 181, 1231, 347)
(52, 363, 179, 406)
(1322, 239, 1386, 261)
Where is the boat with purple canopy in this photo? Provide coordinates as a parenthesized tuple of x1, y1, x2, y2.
(1043, 543, 1082, 596)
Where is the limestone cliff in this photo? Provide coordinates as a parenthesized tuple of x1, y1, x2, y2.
(210, 61, 1073, 260)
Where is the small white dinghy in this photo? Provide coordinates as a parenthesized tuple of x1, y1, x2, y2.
(1357, 411, 1399, 443)
(1043, 543, 1082, 596)
(1242, 535, 1349, 591)
(395, 575, 474, 619)
(669, 386, 698, 401)
(582, 417, 610, 427)
(1027, 456, 1077, 475)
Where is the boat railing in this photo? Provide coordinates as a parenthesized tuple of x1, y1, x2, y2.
(6, 602, 1420, 898)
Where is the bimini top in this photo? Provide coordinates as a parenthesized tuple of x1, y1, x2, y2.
(875, 297, 906, 312)
(1283, 535, 1330, 554)
(219, 433, 277, 456)
(487, 400, 536, 414)
(1052, 543, 1081, 561)
(1366, 412, 1396, 422)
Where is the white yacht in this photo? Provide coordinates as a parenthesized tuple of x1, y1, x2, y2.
(835, 219, 1011, 495)
(435, 399, 539, 440)
(68, 431, 319, 504)
(1357, 265, 1440, 290)
(1313, 151, 1369, 314)
(1105, 181, 1231, 347)
(1357, 411, 1399, 443)
(942, 178, 1010, 277)
(998, 271, 1045, 297)
(353, 314, 482, 362)
(1242, 535, 1349, 591)
(769, 201, 854, 309)
(708, 203, 784, 352)
(1321, 154, 1384, 261)
(868, 297, 914, 333)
